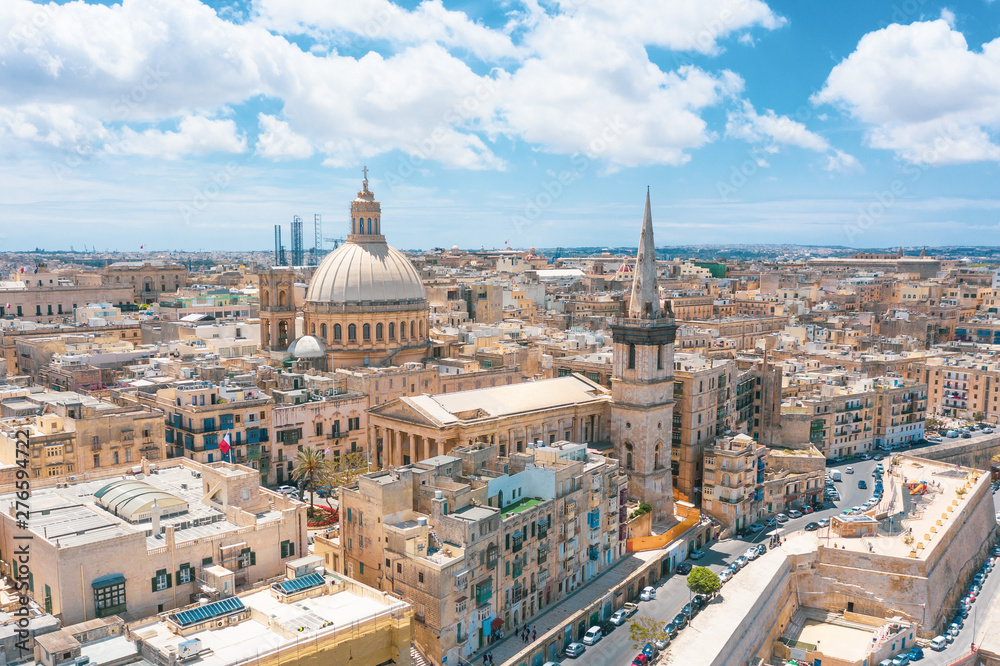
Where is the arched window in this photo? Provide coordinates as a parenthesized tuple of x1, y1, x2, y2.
(628, 343, 636, 369)
(389, 322, 395, 339)
(400, 321, 407, 340)
(375, 218, 379, 234)
(410, 321, 415, 339)
(310, 323, 316, 336)
(657, 345, 663, 370)
(376, 323, 383, 340)
(321, 323, 327, 340)
(419, 320, 424, 337)
(363, 323, 371, 340)
(367, 217, 372, 234)
(348, 324, 356, 341)
(333, 324, 342, 340)
(654, 443, 661, 470)
(625, 443, 634, 471)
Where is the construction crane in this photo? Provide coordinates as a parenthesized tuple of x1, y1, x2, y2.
(324, 236, 346, 250)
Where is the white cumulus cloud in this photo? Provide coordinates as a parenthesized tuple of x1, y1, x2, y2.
(109, 116, 247, 159)
(256, 114, 313, 159)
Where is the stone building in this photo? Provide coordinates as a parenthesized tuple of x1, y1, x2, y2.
(102, 260, 187, 304)
(700, 434, 766, 532)
(782, 386, 875, 460)
(0, 268, 135, 322)
(0, 459, 306, 625)
(339, 441, 626, 666)
(367, 374, 611, 468)
(0, 389, 165, 485)
(922, 354, 1000, 423)
(670, 353, 737, 498)
(142, 380, 272, 465)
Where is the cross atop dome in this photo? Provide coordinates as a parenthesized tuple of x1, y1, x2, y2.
(362, 165, 369, 190)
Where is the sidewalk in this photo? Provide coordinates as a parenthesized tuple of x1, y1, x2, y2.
(457, 546, 667, 666)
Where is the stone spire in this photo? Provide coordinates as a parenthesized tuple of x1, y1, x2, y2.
(628, 188, 661, 319)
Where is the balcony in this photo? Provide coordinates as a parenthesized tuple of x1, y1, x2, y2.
(563, 547, 577, 562)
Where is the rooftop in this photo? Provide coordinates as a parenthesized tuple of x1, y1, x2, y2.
(501, 497, 543, 519)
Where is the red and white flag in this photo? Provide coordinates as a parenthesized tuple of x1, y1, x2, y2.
(220, 431, 232, 455)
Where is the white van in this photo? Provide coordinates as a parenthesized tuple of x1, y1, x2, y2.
(831, 470, 842, 482)
(930, 636, 948, 651)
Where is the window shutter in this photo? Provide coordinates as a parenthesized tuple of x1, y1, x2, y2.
(249, 551, 256, 566)
(289, 541, 295, 557)
(151, 577, 157, 593)
(166, 574, 172, 589)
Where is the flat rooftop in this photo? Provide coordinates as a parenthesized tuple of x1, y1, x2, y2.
(790, 619, 872, 662)
(135, 580, 408, 666)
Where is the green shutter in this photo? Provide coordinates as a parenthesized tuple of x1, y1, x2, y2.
(151, 576, 157, 593)
(289, 541, 295, 557)
(202, 557, 213, 565)
(249, 551, 256, 566)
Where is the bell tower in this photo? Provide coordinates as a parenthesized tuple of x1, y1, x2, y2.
(258, 266, 296, 352)
(610, 189, 677, 520)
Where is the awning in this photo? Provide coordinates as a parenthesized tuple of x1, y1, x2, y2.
(491, 618, 504, 630)
(91, 573, 125, 589)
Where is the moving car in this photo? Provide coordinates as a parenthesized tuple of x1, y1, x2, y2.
(804, 522, 820, 531)
(640, 586, 656, 601)
(873, 453, 884, 460)
(582, 627, 603, 645)
(845, 466, 855, 474)
(962, 432, 972, 438)
(565, 643, 585, 658)
(831, 471, 842, 481)
(858, 480, 867, 489)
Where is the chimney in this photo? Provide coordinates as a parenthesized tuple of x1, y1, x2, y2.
(151, 499, 162, 537)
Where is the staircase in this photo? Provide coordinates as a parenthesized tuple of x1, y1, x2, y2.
(411, 646, 433, 666)
(429, 528, 444, 549)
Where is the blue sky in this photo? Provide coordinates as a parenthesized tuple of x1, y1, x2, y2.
(1, 0, 999, 252)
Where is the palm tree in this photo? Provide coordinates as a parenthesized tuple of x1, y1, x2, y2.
(291, 448, 328, 512)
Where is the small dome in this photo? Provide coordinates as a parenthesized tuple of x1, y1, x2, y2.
(451, 245, 460, 252)
(306, 241, 426, 305)
(288, 335, 326, 359)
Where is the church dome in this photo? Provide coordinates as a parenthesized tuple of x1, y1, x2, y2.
(287, 334, 326, 358)
(306, 242, 426, 306)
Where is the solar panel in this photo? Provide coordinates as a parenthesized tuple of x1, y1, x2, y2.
(277, 572, 325, 594)
(173, 597, 245, 628)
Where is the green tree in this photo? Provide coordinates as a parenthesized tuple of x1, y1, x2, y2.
(925, 417, 943, 433)
(326, 451, 369, 499)
(973, 411, 985, 423)
(628, 616, 670, 651)
(291, 447, 329, 511)
(686, 566, 721, 597)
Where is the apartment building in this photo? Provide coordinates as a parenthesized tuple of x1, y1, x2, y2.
(102, 260, 187, 304)
(339, 441, 626, 666)
(922, 355, 1000, 423)
(0, 390, 165, 486)
(0, 459, 306, 625)
(145, 381, 272, 465)
(784, 387, 875, 460)
(700, 434, 766, 532)
(759, 447, 825, 517)
(670, 353, 737, 498)
(865, 376, 928, 448)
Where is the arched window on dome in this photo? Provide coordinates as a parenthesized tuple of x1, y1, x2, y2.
(389, 322, 395, 340)
(321, 323, 327, 340)
(348, 324, 356, 341)
(363, 323, 371, 340)
(400, 321, 407, 340)
(376, 323, 383, 340)
(367, 217, 372, 234)
(375, 217, 379, 234)
(333, 324, 341, 341)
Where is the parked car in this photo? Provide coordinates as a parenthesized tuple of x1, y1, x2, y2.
(834, 456, 846, 463)
(734, 556, 748, 569)
(631, 654, 648, 666)
(984, 428, 994, 434)
(610, 609, 628, 626)
(891, 654, 910, 666)
(906, 646, 924, 661)
(664, 623, 677, 638)
(690, 549, 706, 560)
(676, 562, 693, 575)
(642, 643, 659, 660)
(672, 613, 688, 629)
(929, 636, 948, 651)
(776, 513, 789, 523)
(719, 569, 732, 584)
(947, 624, 960, 638)
(692, 594, 707, 609)
(681, 603, 695, 618)
(802, 505, 815, 514)
(873, 453, 884, 461)
(787, 509, 803, 519)
(766, 517, 779, 527)
(565, 643, 586, 658)
(804, 522, 820, 531)
(653, 634, 670, 651)
(755, 544, 767, 556)
(818, 518, 830, 528)
(582, 627, 603, 645)
(748, 522, 765, 532)
(745, 547, 760, 561)
(640, 586, 656, 601)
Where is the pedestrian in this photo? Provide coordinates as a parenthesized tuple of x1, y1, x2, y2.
(533, 628, 537, 641)
(483, 653, 488, 665)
